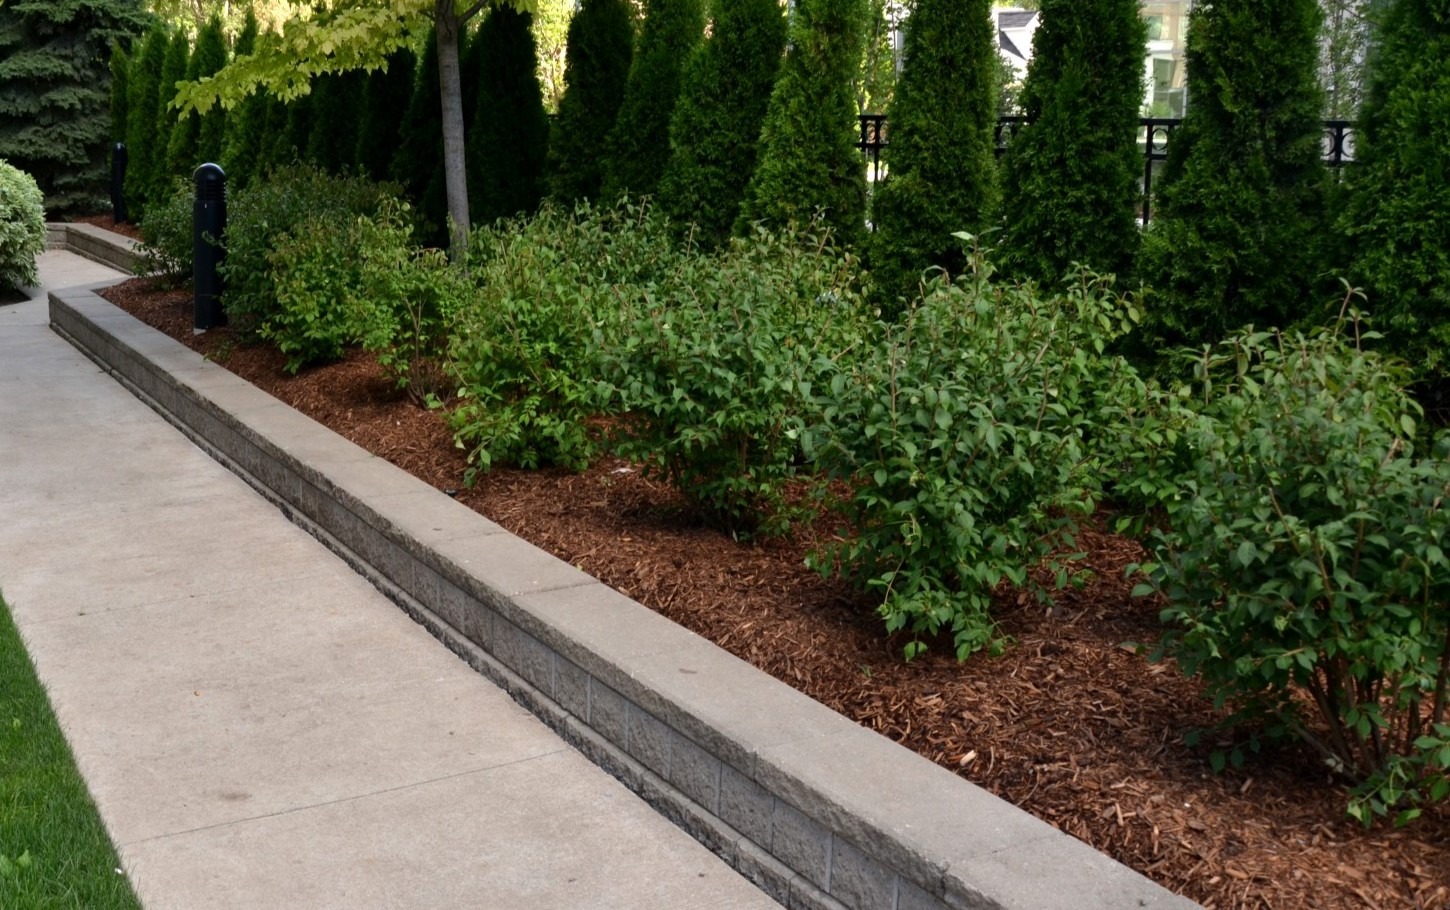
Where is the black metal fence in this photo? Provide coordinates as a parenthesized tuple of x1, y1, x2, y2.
(857, 114, 1358, 223)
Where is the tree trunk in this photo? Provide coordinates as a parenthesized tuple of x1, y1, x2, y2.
(435, 0, 471, 257)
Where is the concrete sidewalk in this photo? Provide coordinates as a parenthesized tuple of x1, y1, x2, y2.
(0, 251, 777, 909)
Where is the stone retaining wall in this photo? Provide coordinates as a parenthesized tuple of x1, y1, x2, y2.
(45, 223, 139, 274)
(49, 286, 1200, 910)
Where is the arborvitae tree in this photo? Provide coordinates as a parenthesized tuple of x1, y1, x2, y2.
(869, 0, 997, 303)
(194, 15, 229, 166)
(218, 7, 259, 182)
(1341, 0, 1450, 374)
(466, 5, 550, 225)
(255, 88, 290, 175)
(306, 69, 365, 174)
(278, 89, 314, 166)
(997, 0, 1146, 286)
(600, 0, 705, 199)
(738, 0, 869, 243)
(152, 25, 191, 200)
(355, 46, 416, 181)
(1140, 0, 1329, 347)
(125, 21, 166, 216)
(110, 40, 131, 144)
(655, 0, 787, 247)
(391, 32, 449, 240)
(0, 0, 150, 217)
(547, 0, 634, 203)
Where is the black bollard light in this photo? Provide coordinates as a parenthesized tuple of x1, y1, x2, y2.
(193, 163, 228, 332)
(110, 142, 128, 225)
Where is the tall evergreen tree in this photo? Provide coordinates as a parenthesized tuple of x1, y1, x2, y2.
(1341, 0, 1450, 374)
(1140, 0, 1330, 346)
(869, 0, 998, 303)
(152, 25, 191, 202)
(392, 30, 448, 239)
(655, 0, 787, 247)
(600, 0, 705, 200)
(547, 0, 634, 203)
(997, 0, 1146, 286)
(0, 0, 150, 217)
(165, 15, 226, 178)
(466, 5, 550, 225)
(355, 46, 417, 182)
(110, 40, 131, 144)
(125, 20, 167, 217)
(306, 69, 366, 174)
(220, 8, 265, 186)
(738, 0, 869, 243)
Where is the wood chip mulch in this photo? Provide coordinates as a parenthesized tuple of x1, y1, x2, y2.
(99, 274, 1450, 910)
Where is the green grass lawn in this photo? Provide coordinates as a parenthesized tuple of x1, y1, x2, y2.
(0, 590, 141, 910)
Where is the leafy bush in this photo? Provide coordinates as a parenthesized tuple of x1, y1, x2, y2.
(262, 215, 381, 372)
(137, 176, 192, 281)
(0, 159, 45, 292)
(1137, 317, 1450, 825)
(807, 240, 1145, 659)
(599, 220, 871, 535)
(220, 163, 399, 334)
(446, 199, 680, 477)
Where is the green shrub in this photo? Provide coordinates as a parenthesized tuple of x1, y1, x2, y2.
(0, 160, 45, 292)
(220, 163, 399, 334)
(655, 0, 788, 249)
(737, 0, 869, 244)
(1138, 316, 1450, 825)
(547, 0, 635, 204)
(868, 0, 999, 308)
(997, 0, 1147, 286)
(136, 175, 192, 281)
(446, 199, 678, 477)
(1139, 0, 1330, 348)
(600, 0, 705, 200)
(1340, 0, 1450, 376)
(599, 219, 870, 535)
(262, 216, 382, 372)
(806, 240, 1145, 659)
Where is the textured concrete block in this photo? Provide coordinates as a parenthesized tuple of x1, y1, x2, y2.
(720, 763, 774, 847)
(626, 705, 673, 780)
(494, 618, 554, 695)
(553, 657, 589, 720)
(897, 879, 949, 910)
(830, 837, 899, 910)
(736, 839, 795, 907)
(589, 679, 629, 750)
(788, 876, 849, 910)
(771, 800, 831, 891)
(669, 733, 722, 815)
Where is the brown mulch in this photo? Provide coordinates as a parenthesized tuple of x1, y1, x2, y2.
(69, 213, 143, 241)
(100, 274, 1450, 910)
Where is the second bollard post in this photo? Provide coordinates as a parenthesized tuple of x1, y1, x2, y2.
(193, 163, 227, 332)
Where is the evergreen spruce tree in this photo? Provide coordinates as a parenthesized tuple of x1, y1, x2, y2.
(738, 0, 869, 243)
(355, 46, 417, 181)
(600, 0, 705, 200)
(1341, 0, 1450, 374)
(466, 5, 550, 225)
(392, 30, 448, 239)
(997, 0, 1146, 286)
(655, 0, 787, 247)
(868, 0, 997, 303)
(306, 69, 366, 174)
(124, 21, 166, 217)
(0, 0, 150, 217)
(1140, 0, 1329, 346)
(110, 40, 131, 144)
(219, 7, 260, 184)
(151, 25, 191, 201)
(547, 0, 634, 203)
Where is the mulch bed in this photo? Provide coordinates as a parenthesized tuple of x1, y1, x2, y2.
(98, 273, 1450, 910)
